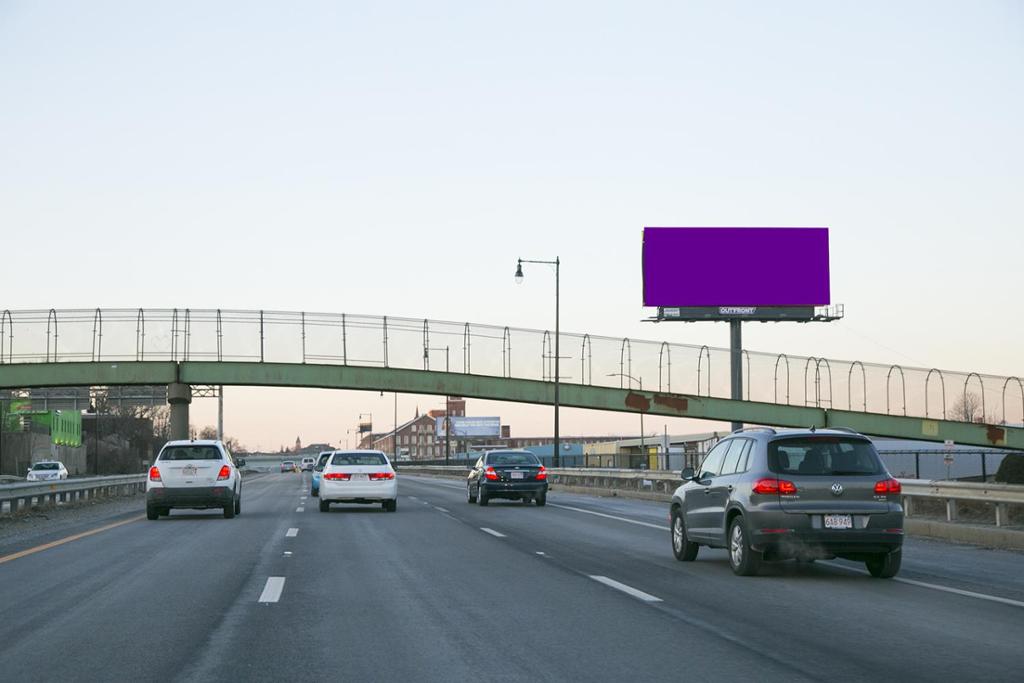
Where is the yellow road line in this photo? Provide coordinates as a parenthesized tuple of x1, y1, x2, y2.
(0, 514, 146, 565)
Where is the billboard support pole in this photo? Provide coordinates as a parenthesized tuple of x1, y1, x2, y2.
(730, 320, 743, 433)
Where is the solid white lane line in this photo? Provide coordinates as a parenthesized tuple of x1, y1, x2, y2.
(822, 562, 1024, 609)
(893, 578, 1024, 609)
(258, 577, 286, 603)
(435, 507, 450, 513)
(550, 503, 668, 531)
(296, 507, 304, 512)
(286, 528, 299, 537)
(589, 575, 663, 603)
(480, 527, 507, 538)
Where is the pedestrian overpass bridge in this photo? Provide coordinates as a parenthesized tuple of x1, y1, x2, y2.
(0, 308, 1020, 450)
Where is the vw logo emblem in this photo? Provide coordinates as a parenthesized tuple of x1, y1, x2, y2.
(831, 482, 844, 496)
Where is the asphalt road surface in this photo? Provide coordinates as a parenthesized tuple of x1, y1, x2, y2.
(1, 473, 1022, 682)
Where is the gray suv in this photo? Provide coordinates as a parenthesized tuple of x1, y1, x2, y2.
(670, 428, 904, 578)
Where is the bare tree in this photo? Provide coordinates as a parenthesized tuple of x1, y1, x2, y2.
(950, 392, 997, 424)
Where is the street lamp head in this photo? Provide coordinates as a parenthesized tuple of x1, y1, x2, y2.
(514, 260, 524, 284)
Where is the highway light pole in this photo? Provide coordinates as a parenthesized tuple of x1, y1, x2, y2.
(515, 256, 560, 468)
(608, 373, 644, 467)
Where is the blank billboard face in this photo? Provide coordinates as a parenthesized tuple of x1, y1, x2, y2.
(642, 227, 830, 307)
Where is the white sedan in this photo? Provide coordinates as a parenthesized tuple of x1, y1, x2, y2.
(27, 461, 69, 481)
(318, 450, 397, 512)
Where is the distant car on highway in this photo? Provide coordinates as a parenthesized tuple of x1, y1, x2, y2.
(670, 428, 904, 578)
(300, 456, 316, 471)
(281, 460, 298, 473)
(467, 449, 548, 506)
(146, 440, 242, 520)
(310, 451, 332, 497)
(318, 450, 397, 512)
(26, 461, 69, 481)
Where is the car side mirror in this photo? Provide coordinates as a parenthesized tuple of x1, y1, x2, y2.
(680, 467, 694, 481)
(236, 458, 246, 467)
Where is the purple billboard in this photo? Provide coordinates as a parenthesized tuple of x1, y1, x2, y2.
(642, 227, 830, 307)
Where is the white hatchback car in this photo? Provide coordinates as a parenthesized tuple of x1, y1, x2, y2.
(318, 450, 397, 512)
(27, 461, 69, 481)
(146, 440, 243, 520)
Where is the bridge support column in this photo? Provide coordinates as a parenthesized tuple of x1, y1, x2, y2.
(168, 383, 192, 441)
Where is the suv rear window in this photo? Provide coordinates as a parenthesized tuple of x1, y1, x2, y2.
(159, 446, 222, 461)
(331, 453, 388, 466)
(768, 437, 883, 476)
(486, 452, 540, 466)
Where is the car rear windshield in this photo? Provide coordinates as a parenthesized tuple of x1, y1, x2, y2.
(331, 453, 388, 466)
(159, 446, 222, 461)
(486, 452, 540, 466)
(32, 463, 60, 470)
(768, 437, 884, 476)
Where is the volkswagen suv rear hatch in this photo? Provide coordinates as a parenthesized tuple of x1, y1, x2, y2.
(768, 436, 892, 516)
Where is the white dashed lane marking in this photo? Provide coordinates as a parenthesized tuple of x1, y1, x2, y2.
(286, 528, 299, 537)
(480, 527, 506, 538)
(258, 577, 286, 603)
(296, 507, 304, 512)
(589, 576, 663, 603)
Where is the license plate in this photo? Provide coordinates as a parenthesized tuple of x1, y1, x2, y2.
(511, 471, 524, 480)
(182, 465, 198, 476)
(352, 474, 368, 481)
(824, 514, 853, 530)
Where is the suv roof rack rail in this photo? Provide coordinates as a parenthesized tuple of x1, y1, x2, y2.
(731, 426, 777, 435)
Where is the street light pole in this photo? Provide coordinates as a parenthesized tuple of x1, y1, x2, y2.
(516, 256, 561, 468)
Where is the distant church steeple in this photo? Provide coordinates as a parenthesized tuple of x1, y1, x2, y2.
(295, 436, 302, 452)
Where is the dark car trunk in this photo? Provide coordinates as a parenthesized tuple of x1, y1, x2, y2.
(488, 464, 543, 482)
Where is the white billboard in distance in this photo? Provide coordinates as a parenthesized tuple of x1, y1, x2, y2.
(435, 416, 501, 438)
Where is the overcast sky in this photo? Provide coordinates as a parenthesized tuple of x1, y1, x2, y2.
(1, 1, 1021, 449)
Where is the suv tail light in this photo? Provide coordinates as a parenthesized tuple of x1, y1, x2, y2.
(752, 478, 798, 495)
(324, 472, 351, 481)
(149, 466, 161, 481)
(217, 465, 231, 480)
(369, 471, 395, 480)
(484, 467, 500, 481)
(535, 465, 547, 480)
(874, 478, 901, 494)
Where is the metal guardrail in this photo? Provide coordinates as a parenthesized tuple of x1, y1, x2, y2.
(0, 474, 146, 515)
(900, 479, 1024, 527)
(399, 466, 1024, 528)
(0, 307, 1021, 424)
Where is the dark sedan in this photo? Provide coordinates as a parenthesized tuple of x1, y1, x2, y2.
(468, 450, 548, 506)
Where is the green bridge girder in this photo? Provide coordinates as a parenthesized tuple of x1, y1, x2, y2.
(0, 361, 1020, 451)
